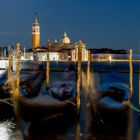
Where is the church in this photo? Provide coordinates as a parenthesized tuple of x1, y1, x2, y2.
(25, 15, 88, 61)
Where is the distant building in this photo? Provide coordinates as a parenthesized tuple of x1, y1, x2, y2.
(88, 48, 128, 61)
(72, 41, 88, 61)
(26, 15, 88, 61)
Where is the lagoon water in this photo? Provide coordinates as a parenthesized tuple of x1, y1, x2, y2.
(0, 62, 139, 140)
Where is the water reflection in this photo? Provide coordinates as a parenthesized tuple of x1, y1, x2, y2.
(0, 119, 15, 140)
(81, 71, 99, 134)
(81, 70, 132, 139)
(18, 71, 133, 139)
(0, 67, 138, 139)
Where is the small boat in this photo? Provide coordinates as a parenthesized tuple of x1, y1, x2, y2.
(0, 69, 14, 119)
(97, 82, 130, 111)
(15, 63, 77, 122)
(0, 69, 13, 99)
(91, 82, 131, 136)
(0, 69, 8, 84)
(15, 81, 77, 122)
(19, 64, 45, 98)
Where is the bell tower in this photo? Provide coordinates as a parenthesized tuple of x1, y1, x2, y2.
(32, 13, 40, 49)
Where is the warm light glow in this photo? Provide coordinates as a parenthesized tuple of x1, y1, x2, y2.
(30, 56, 33, 60)
(21, 56, 25, 60)
(108, 55, 113, 62)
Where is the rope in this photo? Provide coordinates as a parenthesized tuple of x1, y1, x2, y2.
(0, 98, 13, 106)
(66, 99, 77, 106)
(128, 102, 140, 113)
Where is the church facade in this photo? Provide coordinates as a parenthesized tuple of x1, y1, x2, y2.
(26, 15, 88, 61)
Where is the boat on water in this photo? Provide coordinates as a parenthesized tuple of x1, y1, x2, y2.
(0, 69, 12, 99)
(19, 64, 45, 98)
(91, 82, 131, 137)
(0, 70, 14, 118)
(97, 82, 130, 111)
(14, 64, 77, 122)
(0, 64, 45, 119)
(15, 80, 77, 122)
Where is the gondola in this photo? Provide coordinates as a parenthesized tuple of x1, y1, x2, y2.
(97, 82, 130, 111)
(15, 80, 77, 122)
(15, 64, 77, 122)
(91, 82, 131, 137)
(19, 64, 45, 98)
(0, 69, 14, 119)
(0, 64, 45, 119)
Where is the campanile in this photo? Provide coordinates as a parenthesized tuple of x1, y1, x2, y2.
(32, 14, 40, 49)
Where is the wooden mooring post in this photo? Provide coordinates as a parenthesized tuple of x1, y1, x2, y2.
(129, 49, 133, 98)
(87, 50, 91, 88)
(77, 41, 82, 110)
(14, 43, 22, 140)
(8, 43, 21, 97)
(8, 55, 13, 83)
(46, 51, 50, 88)
(15, 43, 21, 97)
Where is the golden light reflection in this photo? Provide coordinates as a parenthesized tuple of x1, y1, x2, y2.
(108, 55, 113, 62)
(81, 70, 99, 133)
(75, 120, 80, 140)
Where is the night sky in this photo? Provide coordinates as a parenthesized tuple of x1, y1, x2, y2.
(0, 0, 140, 53)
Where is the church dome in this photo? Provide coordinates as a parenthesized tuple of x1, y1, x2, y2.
(61, 32, 70, 44)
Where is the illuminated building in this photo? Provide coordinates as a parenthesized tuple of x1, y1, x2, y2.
(72, 41, 88, 61)
(24, 15, 88, 61)
(32, 14, 40, 49)
(34, 35, 88, 61)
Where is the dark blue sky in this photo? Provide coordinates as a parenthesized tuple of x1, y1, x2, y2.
(0, 0, 140, 52)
